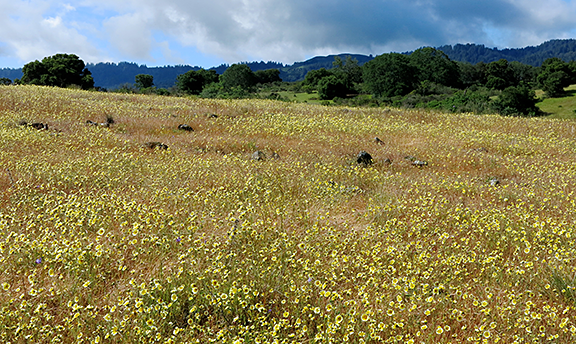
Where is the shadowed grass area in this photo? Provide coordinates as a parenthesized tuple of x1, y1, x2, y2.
(0, 85, 576, 343)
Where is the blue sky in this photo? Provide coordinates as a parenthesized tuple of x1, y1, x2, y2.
(1, 0, 576, 69)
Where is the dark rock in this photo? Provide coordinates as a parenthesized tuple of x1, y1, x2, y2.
(383, 158, 392, 165)
(271, 152, 280, 160)
(489, 178, 500, 186)
(87, 120, 109, 127)
(412, 160, 428, 167)
(404, 155, 427, 166)
(178, 124, 194, 131)
(374, 137, 384, 145)
(356, 151, 373, 166)
(17, 120, 27, 126)
(30, 123, 48, 130)
(251, 151, 266, 161)
(143, 142, 168, 150)
(208, 114, 218, 119)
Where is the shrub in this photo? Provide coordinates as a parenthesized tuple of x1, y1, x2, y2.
(317, 76, 348, 100)
(492, 84, 541, 116)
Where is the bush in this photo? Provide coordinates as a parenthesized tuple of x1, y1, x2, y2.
(114, 83, 138, 94)
(135, 74, 154, 89)
(176, 69, 219, 95)
(317, 76, 348, 100)
(492, 85, 541, 116)
(199, 83, 224, 98)
(155, 88, 171, 96)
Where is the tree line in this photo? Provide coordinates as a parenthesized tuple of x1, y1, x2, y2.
(5, 50, 576, 117)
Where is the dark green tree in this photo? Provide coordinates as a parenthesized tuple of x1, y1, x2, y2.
(363, 53, 418, 98)
(509, 61, 537, 85)
(456, 61, 485, 87)
(135, 74, 154, 89)
(332, 55, 363, 88)
(254, 69, 281, 84)
(409, 47, 460, 87)
(303, 68, 333, 88)
(176, 69, 219, 95)
(220, 64, 257, 92)
(541, 71, 570, 97)
(537, 58, 573, 97)
(484, 59, 515, 90)
(21, 54, 94, 89)
(492, 84, 540, 116)
(0, 77, 11, 86)
(317, 75, 348, 100)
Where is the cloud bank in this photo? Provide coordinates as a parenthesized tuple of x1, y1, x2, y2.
(1, 0, 576, 67)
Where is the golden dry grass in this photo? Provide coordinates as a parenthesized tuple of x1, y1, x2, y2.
(1, 85, 576, 343)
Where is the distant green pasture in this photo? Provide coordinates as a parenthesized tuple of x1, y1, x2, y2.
(537, 84, 576, 119)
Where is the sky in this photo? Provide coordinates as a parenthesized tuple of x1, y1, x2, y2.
(1, 0, 576, 69)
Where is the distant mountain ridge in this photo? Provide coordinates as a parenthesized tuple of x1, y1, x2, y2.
(436, 39, 576, 66)
(2, 39, 576, 89)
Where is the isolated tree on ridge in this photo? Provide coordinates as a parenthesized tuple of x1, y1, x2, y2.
(220, 64, 257, 92)
(21, 53, 94, 90)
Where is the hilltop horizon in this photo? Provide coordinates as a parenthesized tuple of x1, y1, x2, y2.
(3, 38, 576, 89)
(1, 38, 575, 71)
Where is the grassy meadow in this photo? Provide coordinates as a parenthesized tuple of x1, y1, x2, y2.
(536, 85, 576, 120)
(1, 85, 576, 343)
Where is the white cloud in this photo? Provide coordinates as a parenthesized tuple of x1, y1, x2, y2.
(2, 0, 576, 67)
(62, 4, 75, 12)
(112, 0, 576, 63)
(43, 16, 62, 28)
(104, 12, 154, 60)
(0, 0, 105, 64)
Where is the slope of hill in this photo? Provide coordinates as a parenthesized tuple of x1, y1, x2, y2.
(437, 39, 576, 66)
(1, 85, 576, 342)
(536, 84, 576, 119)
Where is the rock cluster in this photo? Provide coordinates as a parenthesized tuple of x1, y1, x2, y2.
(357, 151, 373, 166)
(86, 120, 110, 127)
(251, 151, 267, 161)
(143, 142, 168, 150)
(405, 156, 428, 167)
(178, 124, 194, 131)
(19, 121, 48, 130)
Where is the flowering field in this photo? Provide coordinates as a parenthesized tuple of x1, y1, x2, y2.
(1, 85, 576, 343)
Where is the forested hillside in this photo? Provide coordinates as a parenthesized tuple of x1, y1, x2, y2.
(2, 39, 576, 89)
(437, 39, 576, 66)
(85, 62, 203, 89)
(279, 54, 374, 82)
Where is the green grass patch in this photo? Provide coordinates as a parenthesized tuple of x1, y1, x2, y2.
(536, 84, 576, 119)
